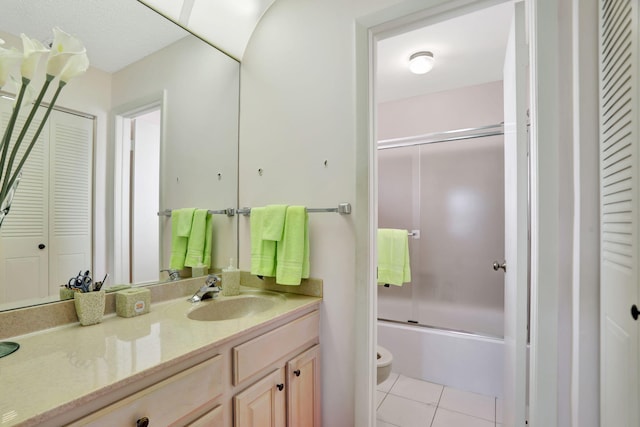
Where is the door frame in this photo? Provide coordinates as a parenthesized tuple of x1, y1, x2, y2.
(107, 91, 166, 285)
(355, 0, 563, 425)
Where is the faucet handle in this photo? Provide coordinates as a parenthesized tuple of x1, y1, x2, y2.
(161, 269, 181, 281)
(205, 274, 221, 287)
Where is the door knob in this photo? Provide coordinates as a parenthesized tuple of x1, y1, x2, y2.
(276, 383, 284, 391)
(38, 243, 45, 250)
(493, 261, 507, 272)
(632, 304, 639, 321)
(294, 369, 301, 377)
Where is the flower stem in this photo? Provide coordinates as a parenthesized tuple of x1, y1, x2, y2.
(0, 75, 54, 200)
(0, 78, 29, 192)
(0, 80, 66, 203)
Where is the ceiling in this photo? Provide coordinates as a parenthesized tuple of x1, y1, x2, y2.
(139, 0, 276, 60)
(1, 1, 513, 96)
(0, 0, 188, 73)
(376, 2, 515, 104)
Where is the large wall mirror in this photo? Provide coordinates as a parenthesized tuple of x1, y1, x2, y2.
(0, 0, 239, 311)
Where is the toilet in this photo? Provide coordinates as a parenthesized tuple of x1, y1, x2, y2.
(376, 345, 393, 385)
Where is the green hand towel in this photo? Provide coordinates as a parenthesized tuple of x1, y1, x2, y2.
(377, 228, 411, 286)
(202, 212, 213, 268)
(276, 206, 309, 285)
(250, 207, 277, 277)
(262, 204, 288, 241)
(169, 208, 195, 270)
(184, 209, 211, 267)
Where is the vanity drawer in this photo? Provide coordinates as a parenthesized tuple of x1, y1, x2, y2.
(233, 310, 319, 385)
(69, 354, 223, 426)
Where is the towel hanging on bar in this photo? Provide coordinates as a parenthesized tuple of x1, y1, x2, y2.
(237, 203, 351, 216)
(158, 208, 235, 217)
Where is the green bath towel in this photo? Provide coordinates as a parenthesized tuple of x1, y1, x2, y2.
(169, 208, 195, 270)
(250, 207, 277, 277)
(276, 206, 309, 286)
(377, 228, 411, 286)
(184, 209, 212, 268)
(262, 204, 288, 241)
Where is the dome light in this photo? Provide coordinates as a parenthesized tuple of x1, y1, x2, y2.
(408, 51, 435, 74)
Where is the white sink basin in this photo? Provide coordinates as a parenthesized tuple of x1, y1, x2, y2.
(186, 290, 286, 321)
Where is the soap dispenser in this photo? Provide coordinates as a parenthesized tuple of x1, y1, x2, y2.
(222, 258, 240, 296)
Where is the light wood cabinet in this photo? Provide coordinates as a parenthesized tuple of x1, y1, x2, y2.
(287, 345, 321, 427)
(233, 312, 321, 427)
(64, 308, 320, 427)
(234, 369, 286, 427)
(185, 404, 223, 427)
(69, 354, 223, 427)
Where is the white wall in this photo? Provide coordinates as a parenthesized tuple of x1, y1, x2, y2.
(239, 1, 452, 425)
(111, 36, 240, 273)
(378, 81, 504, 139)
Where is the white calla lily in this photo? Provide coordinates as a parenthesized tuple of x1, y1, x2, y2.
(0, 45, 23, 88)
(20, 34, 49, 81)
(9, 74, 36, 108)
(45, 27, 86, 78)
(59, 51, 89, 84)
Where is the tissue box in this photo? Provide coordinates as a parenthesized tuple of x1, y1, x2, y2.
(116, 288, 151, 318)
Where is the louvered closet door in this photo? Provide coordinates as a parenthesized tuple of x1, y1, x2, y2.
(599, 0, 640, 425)
(0, 98, 50, 304)
(48, 110, 93, 294)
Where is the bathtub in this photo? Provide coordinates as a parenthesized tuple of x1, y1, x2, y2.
(377, 320, 504, 398)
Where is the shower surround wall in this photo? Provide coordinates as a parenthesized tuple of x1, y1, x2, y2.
(377, 81, 506, 396)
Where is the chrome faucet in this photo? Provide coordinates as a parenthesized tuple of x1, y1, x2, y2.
(188, 274, 222, 303)
(160, 269, 181, 281)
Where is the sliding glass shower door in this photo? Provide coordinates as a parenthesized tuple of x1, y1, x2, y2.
(377, 135, 505, 338)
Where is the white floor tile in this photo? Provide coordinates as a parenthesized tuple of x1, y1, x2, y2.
(377, 419, 400, 427)
(377, 372, 399, 392)
(388, 375, 443, 405)
(438, 387, 495, 422)
(496, 398, 503, 423)
(377, 394, 436, 427)
(377, 391, 387, 409)
(431, 408, 495, 427)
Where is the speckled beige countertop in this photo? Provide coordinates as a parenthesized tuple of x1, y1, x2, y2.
(0, 285, 321, 426)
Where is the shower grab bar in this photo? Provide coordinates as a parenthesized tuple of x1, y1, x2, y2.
(236, 203, 351, 216)
(158, 208, 235, 217)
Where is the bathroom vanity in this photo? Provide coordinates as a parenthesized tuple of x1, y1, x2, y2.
(0, 284, 321, 426)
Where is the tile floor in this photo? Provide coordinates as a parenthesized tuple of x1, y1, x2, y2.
(377, 373, 503, 427)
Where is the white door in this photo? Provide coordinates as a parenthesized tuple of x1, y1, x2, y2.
(48, 110, 93, 294)
(0, 98, 49, 304)
(502, 2, 528, 426)
(599, 0, 640, 425)
(131, 110, 160, 284)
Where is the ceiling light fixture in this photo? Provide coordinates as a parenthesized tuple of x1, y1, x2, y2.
(408, 51, 435, 74)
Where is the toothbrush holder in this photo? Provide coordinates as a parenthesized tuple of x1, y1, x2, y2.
(74, 290, 106, 326)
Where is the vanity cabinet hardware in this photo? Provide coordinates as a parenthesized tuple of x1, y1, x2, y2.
(632, 304, 639, 321)
(294, 369, 301, 377)
(38, 243, 45, 249)
(136, 417, 149, 427)
(277, 383, 284, 391)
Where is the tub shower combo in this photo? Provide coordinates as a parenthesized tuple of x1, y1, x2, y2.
(377, 124, 506, 398)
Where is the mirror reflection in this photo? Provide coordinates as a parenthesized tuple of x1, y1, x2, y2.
(0, 0, 240, 311)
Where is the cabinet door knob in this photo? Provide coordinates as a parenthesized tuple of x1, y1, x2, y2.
(632, 304, 639, 321)
(294, 369, 301, 377)
(136, 417, 149, 427)
(276, 383, 284, 391)
(38, 243, 46, 250)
